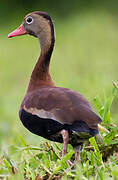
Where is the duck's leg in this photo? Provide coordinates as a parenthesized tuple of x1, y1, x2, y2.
(74, 145, 83, 162)
(61, 129, 69, 156)
(61, 130, 73, 166)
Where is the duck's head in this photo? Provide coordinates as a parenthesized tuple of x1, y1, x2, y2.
(8, 11, 55, 50)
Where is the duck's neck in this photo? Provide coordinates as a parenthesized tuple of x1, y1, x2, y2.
(27, 23, 55, 92)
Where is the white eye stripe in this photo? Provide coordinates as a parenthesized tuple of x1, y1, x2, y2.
(26, 16, 34, 24)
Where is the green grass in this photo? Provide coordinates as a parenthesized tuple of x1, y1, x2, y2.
(0, 83, 118, 179)
(0, 9, 118, 179)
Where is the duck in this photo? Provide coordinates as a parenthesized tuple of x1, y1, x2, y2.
(8, 11, 102, 163)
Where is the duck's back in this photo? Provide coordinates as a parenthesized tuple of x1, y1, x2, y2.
(19, 87, 101, 145)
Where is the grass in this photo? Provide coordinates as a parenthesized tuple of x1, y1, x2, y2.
(0, 83, 118, 179)
(0, 9, 118, 179)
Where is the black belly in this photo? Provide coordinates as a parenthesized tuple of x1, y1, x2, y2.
(19, 109, 98, 146)
(19, 109, 64, 142)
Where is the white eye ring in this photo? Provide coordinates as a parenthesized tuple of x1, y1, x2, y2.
(26, 16, 34, 24)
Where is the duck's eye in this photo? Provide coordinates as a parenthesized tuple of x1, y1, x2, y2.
(26, 16, 34, 24)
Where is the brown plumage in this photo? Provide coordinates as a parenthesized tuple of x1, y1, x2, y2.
(8, 11, 102, 164)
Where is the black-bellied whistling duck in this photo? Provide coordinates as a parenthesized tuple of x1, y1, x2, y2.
(8, 11, 102, 163)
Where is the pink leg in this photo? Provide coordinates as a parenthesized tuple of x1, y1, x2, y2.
(61, 130, 69, 156)
(74, 146, 81, 162)
(61, 130, 73, 166)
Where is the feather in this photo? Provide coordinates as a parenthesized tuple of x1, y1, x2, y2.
(20, 87, 101, 130)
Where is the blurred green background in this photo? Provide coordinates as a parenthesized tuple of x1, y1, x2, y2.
(0, 0, 118, 150)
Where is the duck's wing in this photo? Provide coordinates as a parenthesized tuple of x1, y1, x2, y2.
(20, 87, 101, 130)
